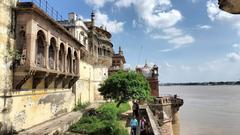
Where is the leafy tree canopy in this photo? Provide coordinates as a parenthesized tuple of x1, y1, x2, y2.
(99, 70, 151, 107)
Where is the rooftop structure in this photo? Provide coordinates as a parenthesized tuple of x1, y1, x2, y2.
(108, 46, 126, 75)
(136, 63, 159, 97)
(84, 12, 114, 67)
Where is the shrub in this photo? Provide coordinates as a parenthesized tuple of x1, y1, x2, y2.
(73, 101, 90, 111)
(117, 102, 130, 115)
(69, 102, 130, 135)
(97, 103, 118, 120)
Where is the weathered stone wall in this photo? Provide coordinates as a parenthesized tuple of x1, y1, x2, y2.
(0, 0, 16, 93)
(92, 66, 108, 100)
(149, 96, 183, 135)
(75, 60, 107, 103)
(8, 90, 75, 131)
(0, 0, 17, 133)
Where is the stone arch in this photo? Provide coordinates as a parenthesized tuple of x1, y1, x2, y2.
(49, 37, 56, 69)
(59, 43, 65, 71)
(36, 30, 46, 67)
(67, 48, 72, 73)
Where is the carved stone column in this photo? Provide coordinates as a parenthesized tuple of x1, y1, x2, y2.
(27, 20, 37, 67)
(64, 45, 68, 73)
(71, 48, 74, 74)
(26, 33, 37, 67)
(77, 50, 80, 75)
(55, 47, 59, 71)
(44, 42, 49, 69)
(56, 37, 61, 71)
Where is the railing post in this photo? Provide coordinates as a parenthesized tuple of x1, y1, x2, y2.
(46, 1, 48, 12)
(51, 7, 53, 17)
(39, 0, 41, 7)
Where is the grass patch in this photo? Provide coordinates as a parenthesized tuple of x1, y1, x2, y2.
(69, 102, 130, 135)
(73, 101, 90, 111)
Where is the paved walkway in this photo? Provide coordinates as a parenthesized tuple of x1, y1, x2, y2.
(18, 102, 102, 135)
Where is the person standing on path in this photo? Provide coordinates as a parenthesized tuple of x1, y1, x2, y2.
(130, 116, 138, 135)
(132, 100, 139, 119)
(140, 116, 147, 135)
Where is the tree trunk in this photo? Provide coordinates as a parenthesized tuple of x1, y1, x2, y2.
(116, 101, 123, 108)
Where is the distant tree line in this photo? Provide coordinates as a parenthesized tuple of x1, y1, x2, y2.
(160, 81, 240, 86)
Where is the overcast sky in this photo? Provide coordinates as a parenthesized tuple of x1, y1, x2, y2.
(42, 0, 240, 83)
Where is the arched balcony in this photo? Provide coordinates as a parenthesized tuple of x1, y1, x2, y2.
(14, 4, 82, 90)
(36, 30, 46, 68)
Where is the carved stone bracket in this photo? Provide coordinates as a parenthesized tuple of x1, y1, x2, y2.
(62, 76, 73, 88)
(32, 70, 47, 89)
(54, 74, 65, 88)
(45, 72, 57, 88)
(14, 69, 36, 90)
(68, 76, 79, 88)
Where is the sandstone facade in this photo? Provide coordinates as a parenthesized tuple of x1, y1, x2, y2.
(0, 0, 113, 133)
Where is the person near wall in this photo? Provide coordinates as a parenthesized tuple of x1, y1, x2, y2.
(132, 100, 139, 119)
(140, 116, 147, 135)
(130, 115, 138, 135)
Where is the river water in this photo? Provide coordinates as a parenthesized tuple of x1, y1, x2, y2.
(160, 85, 240, 135)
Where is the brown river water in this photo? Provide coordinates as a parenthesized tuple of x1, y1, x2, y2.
(160, 85, 240, 135)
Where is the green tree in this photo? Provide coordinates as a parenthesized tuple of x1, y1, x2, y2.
(99, 70, 151, 107)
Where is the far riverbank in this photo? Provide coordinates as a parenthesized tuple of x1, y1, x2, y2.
(160, 81, 240, 86)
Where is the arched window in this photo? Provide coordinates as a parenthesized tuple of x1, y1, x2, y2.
(83, 37, 87, 46)
(49, 38, 56, 69)
(59, 43, 65, 72)
(73, 51, 78, 74)
(36, 30, 46, 67)
(67, 48, 72, 73)
(107, 49, 110, 57)
(79, 34, 81, 43)
(103, 46, 106, 56)
(98, 48, 102, 55)
(76, 32, 78, 40)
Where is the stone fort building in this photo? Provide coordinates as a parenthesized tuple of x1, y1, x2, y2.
(0, 0, 184, 134)
(0, 0, 122, 132)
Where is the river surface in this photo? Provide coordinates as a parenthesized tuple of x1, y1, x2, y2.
(160, 85, 240, 135)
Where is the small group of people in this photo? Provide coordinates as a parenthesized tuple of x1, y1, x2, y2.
(130, 100, 151, 135)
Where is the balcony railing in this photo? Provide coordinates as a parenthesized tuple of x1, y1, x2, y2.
(20, 0, 63, 21)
